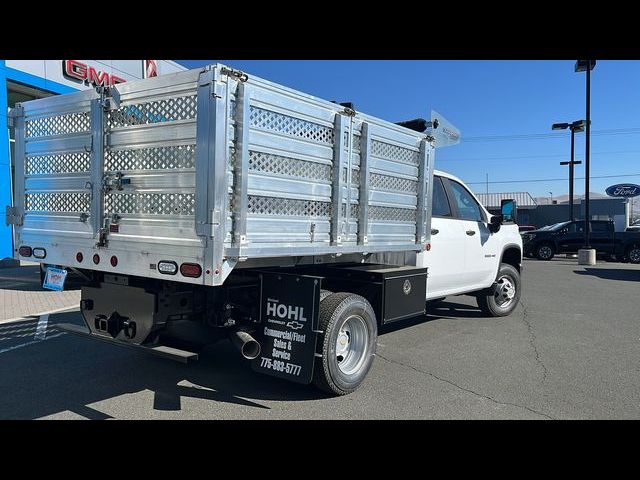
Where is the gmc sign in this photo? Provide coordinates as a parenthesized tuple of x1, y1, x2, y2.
(62, 60, 126, 87)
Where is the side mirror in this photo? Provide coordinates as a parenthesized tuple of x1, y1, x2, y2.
(500, 199, 517, 223)
(489, 214, 503, 233)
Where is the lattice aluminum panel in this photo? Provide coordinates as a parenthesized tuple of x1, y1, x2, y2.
(25, 112, 91, 138)
(108, 95, 197, 128)
(25, 193, 90, 213)
(247, 195, 331, 218)
(370, 173, 418, 193)
(250, 107, 334, 145)
(342, 168, 360, 184)
(343, 132, 361, 153)
(369, 205, 416, 222)
(249, 151, 331, 181)
(105, 145, 196, 172)
(25, 152, 91, 175)
(105, 193, 195, 215)
(371, 140, 419, 165)
(342, 204, 359, 217)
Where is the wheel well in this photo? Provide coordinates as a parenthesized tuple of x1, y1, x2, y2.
(501, 247, 522, 272)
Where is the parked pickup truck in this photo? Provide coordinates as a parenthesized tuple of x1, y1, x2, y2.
(522, 220, 640, 262)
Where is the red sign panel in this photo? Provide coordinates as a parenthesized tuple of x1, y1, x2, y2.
(62, 60, 126, 87)
(144, 60, 158, 79)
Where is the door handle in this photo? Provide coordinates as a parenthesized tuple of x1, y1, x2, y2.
(466, 230, 476, 236)
(431, 229, 439, 235)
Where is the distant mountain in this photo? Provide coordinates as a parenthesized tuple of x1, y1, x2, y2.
(535, 192, 607, 205)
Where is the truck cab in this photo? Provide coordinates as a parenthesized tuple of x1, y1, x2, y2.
(417, 170, 523, 301)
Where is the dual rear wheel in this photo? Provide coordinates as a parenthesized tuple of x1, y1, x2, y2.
(312, 292, 377, 396)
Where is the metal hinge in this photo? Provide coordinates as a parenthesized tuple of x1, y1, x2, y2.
(95, 85, 121, 111)
(342, 107, 356, 117)
(102, 172, 130, 193)
(220, 67, 248, 83)
(5, 206, 23, 226)
(210, 209, 221, 237)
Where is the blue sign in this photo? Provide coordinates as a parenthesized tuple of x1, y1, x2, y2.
(605, 184, 640, 198)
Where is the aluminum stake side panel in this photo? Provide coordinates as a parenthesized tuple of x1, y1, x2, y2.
(12, 70, 211, 285)
(224, 69, 432, 260)
(11, 64, 435, 286)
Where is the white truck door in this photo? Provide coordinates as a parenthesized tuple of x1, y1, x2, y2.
(416, 176, 466, 298)
(445, 178, 498, 288)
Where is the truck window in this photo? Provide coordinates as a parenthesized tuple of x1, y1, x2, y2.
(432, 176, 452, 217)
(591, 222, 610, 232)
(447, 179, 484, 222)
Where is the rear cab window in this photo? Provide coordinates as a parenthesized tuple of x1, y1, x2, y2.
(432, 176, 452, 217)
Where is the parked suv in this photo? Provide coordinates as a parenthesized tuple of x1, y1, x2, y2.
(523, 220, 640, 262)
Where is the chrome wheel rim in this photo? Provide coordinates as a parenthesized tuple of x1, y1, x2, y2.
(335, 314, 369, 375)
(539, 246, 552, 259)
(630, 249, 640, 263)
(494, 275, 516, 308)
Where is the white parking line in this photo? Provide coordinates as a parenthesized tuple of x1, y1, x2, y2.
(34, 314, 49, 340)
(0, 332, 66, 355)
(0, 305, 78, 325)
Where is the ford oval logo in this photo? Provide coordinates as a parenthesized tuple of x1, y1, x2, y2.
(605, 184, 640, 198)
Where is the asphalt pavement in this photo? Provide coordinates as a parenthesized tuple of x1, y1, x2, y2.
(1, 258, 639, 419)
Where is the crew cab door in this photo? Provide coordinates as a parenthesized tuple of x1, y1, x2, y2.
(443, 178, 499, 289)
(557, 222, 581, 253)
(417, 176, 466, 298)
(590, 221, 615, 253)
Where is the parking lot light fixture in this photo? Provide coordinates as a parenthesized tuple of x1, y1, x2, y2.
(574, 60, 596, 251)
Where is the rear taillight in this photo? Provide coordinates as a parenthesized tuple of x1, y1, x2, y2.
(18, 246, 32, 257)
(110, 256, 118, 267)
(76, 252, 84, 263)
(158, 261, 178, 275)
(93, 254, 100, 265)
(32, 248, 47, 259)
(180, 263, 202, 278)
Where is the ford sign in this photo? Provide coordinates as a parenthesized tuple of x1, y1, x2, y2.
(605, 184, 640, 198)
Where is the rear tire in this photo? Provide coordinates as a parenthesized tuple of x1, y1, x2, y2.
(535, 243, 555, 261)
(312, 292, 377, 396)
(627, 246, 640, 264)
(477, 263, 521, 317)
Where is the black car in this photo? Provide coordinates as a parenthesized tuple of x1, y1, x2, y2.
(522, 220, 640, 262)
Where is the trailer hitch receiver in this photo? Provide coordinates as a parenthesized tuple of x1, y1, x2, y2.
(94, 312, 136, 339)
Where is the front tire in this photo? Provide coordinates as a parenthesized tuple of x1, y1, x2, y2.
(477, 263, 521, 317)
(312, 292, 377, 396)
(535, 243, 555, 261)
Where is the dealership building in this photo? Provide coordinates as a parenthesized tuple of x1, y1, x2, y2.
(1, 60, 186, 262)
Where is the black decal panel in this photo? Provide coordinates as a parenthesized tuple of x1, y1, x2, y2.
(252, 272, 321, 384)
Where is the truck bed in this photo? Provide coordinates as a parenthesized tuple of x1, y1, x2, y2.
(9, 64, 435, 286)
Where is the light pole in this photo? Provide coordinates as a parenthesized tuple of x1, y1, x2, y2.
(552, 120, 585, 221)
(549, 191, 553, 204)
(575, 60, 596, 249)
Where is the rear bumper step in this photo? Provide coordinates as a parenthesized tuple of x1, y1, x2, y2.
(54, 323, 199, 363)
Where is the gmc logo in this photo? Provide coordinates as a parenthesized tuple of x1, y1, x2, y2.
(63, 60, 126, 87)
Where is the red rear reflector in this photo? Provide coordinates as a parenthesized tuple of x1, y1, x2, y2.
(18, 246, 32, 257)
(76, 252, 84, 262)
(93, 254, 100, 265)
(180, 263, 202, 278)
(110, 255, 118, 267)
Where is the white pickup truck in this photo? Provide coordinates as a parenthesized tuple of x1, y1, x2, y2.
(7, 64, 522, 395)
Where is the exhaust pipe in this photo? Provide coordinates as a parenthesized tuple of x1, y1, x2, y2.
(230, 330, 261, 360)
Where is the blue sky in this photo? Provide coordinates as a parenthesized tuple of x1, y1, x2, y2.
(178, 60, 640, 199)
